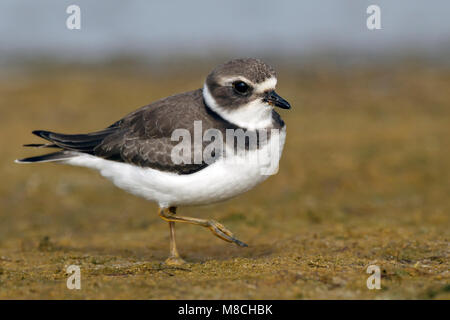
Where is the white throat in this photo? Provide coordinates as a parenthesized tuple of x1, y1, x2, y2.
(203, 83, 274, 130)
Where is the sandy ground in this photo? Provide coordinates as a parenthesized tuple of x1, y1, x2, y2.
(0, 62, 448, 299)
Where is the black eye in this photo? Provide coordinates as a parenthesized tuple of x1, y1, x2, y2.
(232, 81, 249, 94)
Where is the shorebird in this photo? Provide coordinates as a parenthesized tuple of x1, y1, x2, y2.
(16, 58, 290, 265)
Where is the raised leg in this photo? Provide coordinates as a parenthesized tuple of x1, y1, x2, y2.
(159, 207, 248, 252)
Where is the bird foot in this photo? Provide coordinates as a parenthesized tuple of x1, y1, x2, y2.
(165, 255, 186, 266)
(207, 220, 248, 247)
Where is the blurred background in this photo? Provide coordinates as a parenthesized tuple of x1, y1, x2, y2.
(1, 0, 450, 65)
(0, 0, 448, 299)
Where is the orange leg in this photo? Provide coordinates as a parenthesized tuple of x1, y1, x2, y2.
(159, 207, 247, 264)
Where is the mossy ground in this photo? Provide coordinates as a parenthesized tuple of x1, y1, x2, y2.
(0, 62, 448, 299)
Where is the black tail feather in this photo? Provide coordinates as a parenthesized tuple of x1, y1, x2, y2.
(15, 151, 74, 163)
(23, 143, 59, 148)
(31, 128, 116, 154)
(17, 128, 117, 163)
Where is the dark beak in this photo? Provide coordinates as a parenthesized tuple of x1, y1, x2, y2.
(264, 91, 291, 109)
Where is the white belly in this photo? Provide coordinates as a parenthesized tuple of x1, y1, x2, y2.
(65, 127, 286, 208)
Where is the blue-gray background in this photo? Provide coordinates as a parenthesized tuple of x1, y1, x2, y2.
(1, 0, 449, 64)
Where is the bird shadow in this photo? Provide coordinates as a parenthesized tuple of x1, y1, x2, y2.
(53, 241, 275, 265)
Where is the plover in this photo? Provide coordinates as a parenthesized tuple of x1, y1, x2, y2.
(16, 58, 290, 265)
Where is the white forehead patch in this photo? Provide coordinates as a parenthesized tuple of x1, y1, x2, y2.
(254, 77, 277, 93)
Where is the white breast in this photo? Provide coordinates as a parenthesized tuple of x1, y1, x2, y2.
(64, 127, 286, 208)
